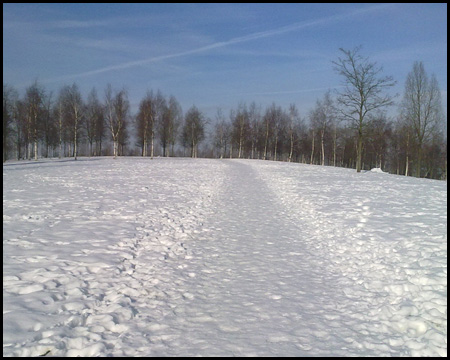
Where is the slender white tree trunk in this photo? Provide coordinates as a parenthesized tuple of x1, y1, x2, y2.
(321, 130, 325, 166)
(143, 138, 147, 157)
(288, 131, 294, 162)
(333, 126, 337, 166)
(34, 139, 38, 160)
(150, 135, 154, 159)
(74, 124, 77, 160)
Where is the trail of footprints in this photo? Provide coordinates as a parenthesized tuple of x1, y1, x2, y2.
(6, 203, 207, 356)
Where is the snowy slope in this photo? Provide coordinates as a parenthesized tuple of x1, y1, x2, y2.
(3, 157, 447, 356)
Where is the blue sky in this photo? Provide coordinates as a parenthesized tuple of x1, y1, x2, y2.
(3, 3, 447, 121)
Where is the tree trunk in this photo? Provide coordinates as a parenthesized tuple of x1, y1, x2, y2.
(34, 138, 38, 160)
(150, 135, 154, 159)
(59, 104, 63, 159)
(288, 131, 293, 163)
(405, 155, 409, 177)
(263, 120, 269, 160)
(356, 129, 363, 172)
(143, 138, 147, 157)
(113, 139, 118, 159)
(74, 125, 78, 161)
(333, 125, 337, 166)
(320, 130, 325, 166)
(274, 135, 278, 161)
(416, 142, 422, 177)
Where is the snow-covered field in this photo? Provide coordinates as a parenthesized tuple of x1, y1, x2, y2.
(3, 157, 447, 357)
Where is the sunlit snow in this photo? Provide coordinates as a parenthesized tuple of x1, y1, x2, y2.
(3, 157, 447, 356)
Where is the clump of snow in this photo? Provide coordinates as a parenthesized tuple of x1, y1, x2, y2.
(3, 157, 447, 356)
(370, 167, 387, 173)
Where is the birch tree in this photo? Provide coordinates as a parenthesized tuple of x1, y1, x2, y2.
(262, 104, 277, 160)
(248, 102, 262, 159)
(24, 81, 45, 160)
(167, 95, 182, 157)
(61, 84, 83, 160)
(182, 105, 205, 158)
(400, 61, 444, 177)
(41, 91, 56, 158)
(287, 104, 300, 162)
(3, 84, 18, 162)
(333, 46, 396, 172)
(85, 88, 102, 157)
(231, 103, 249, 159)
(55, 94, 64, 158)
(113, 89, 129, 157)
(310, 91, 335, 166)
(156, 93, 171, 157)
(365, 112, 392, 169)
(105, 85, 129, 159)
(136, 91, 155, 158)
(213, 108, 231, 159)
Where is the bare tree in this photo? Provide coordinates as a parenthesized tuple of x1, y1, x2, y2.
(272, 106, 287, 162)
(85, 88, 102, 157)
(182, 105, 206, 158)
(287, 104, 300, 162)
(41, 91, 56, 158)
(55, 94, 65, 158)
(248, 102, 262, 159)
(94, 99, 106, 156)
(309, 120, 315, 165)
(12, 96, 27, 160)
(262, 103, 277, 160)
(167, 95, 182, 157)
(310, 91, 335, 166)
(105, 85, 129, 159)
(231, 103, 249, 159)
(136, 90, 155, 158)
(24, 81, 46, 160)
(333, 46, 396, 172)
(3, 84, 18, 162)
(155, 92, 172, 157)
(213, 108, 231, 159)
(365, 112, 392, 170)
(59, 84, 84, 160)
(400, 61, 444, 177)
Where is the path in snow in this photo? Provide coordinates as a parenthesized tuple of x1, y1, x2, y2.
(130, 160, 383, 356)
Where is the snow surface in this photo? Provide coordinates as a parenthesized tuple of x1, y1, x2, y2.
(3, 157, 447, 357)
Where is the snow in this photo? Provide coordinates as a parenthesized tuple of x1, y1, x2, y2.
(370, 167, 387, 173)
(3, 157, 447, 357)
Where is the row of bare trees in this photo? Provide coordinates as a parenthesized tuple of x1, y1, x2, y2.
(209, 48, 445, 179)
(3, 82, 110, 161)
(3, 82, 206, 161)
(210, 93, 445, 179)
(3, 47, 446, 179)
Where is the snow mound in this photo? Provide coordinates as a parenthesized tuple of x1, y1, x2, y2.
(370, 167, 387, 173)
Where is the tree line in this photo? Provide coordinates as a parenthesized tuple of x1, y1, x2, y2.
(3, 47, 446, 179)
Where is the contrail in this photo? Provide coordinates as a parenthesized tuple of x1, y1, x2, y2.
(43, 4, 395, 84)
(239, 86, 346, 96)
